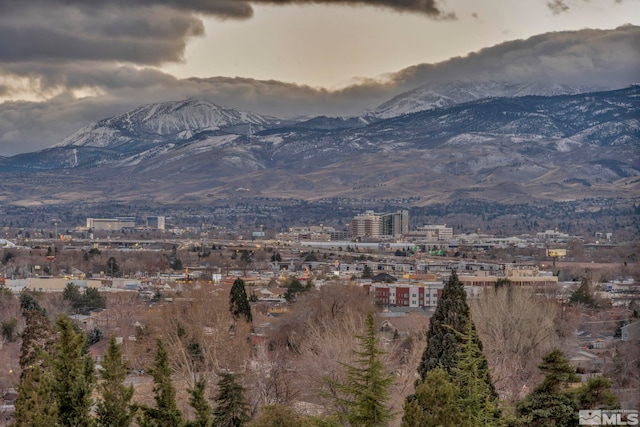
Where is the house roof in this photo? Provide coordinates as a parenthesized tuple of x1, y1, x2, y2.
(372, 272, 397, 283)
(89, 338, 111, 357)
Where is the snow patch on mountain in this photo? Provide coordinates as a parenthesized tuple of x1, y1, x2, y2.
(371, 80, 605, 119)
(55, 99, 274, 149)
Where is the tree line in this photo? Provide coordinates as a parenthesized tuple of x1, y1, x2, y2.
(10, 272, 624, 426)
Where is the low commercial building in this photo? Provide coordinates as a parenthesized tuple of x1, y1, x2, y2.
(86, 217, 136, 231)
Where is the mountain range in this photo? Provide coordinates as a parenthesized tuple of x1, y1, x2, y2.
(0, 81, 638, 207)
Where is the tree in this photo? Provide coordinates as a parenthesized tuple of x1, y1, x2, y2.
(87, 327, 104, 346)
(13, 364, 58, 427)
(170, 258, 184, 271)
(253, 404, 302, 427)
(138, 339, 184, 427)
(470, 285, 558, 405)
(63, 282, 82, 306)
(19, 293, 54, 370)
(96, 335, 136, 427)
(361, 265, 374, 279)
(573, 376, 619, 410)
(417, 271, 494, 400)
(251, 404, 335, 427)
(327, 311, 394, 427)
(52, 315, 96, 427)
(284, 277, 310, 302)
(402, 367, 464, 427)
(19, 290, 47, 316)
(186, 377, 213, 427)
(270, 252, 282, 263)
(212, 372, 251, 427)
(85, 286, 107, 310)
(516, 349, 581, 427)
(107, 256, 120, 277)
(450, 321, 501, 426)
(569, 277, 596, 307)
(229, 278, 252, 324)
(494, 278, 511, 289)
(304, 252, 318, 262)
(63, 283, 106, 315)
(403, 322, 500, 427)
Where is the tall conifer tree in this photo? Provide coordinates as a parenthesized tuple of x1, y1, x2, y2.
(212, 372, 251, 427)
(138, 339, 184, 427)
(229, 278, 252, 324)
(96, 335, 136, 427)
(186, 377, 213, 427)
(327, 311, 394, 427)
(450, 320, 501, 426)
(13, 364, 58, 427)
(52, 315, 97, 427)
(417, 271, 495, 397)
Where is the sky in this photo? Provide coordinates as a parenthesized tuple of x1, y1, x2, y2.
(0, 0, 638, 156)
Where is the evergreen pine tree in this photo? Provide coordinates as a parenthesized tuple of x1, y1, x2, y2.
(403, 321, 500, 427)
(19, 291, 54, 370)
(186, 377, 213, 427)
(52, 314, 97, 427)
(416, 271, 495, 398)
(327, 311, 394, 427)
(96, 335, 136, 427)
(569, 277, 596, 307)
(13, 364, 58, 427)
(138, 339, 184, 427)
(361, 265, 374, 279)
(212, 372, 251, 427)
(229, 278, 252, 324)
(516, 349, 581, 427)
(402, 367, 463, 427)
(573, 376, 620, 410)
(450, 321, 501, 426)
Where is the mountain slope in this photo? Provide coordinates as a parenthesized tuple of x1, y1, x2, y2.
(55, 98, 278, 149)
(370, 80, 605, 119)
(0, 86, 637, 206)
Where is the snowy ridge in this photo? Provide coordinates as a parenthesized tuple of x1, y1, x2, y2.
(55, 99, 274, 149)
(371, 80, 605, 119)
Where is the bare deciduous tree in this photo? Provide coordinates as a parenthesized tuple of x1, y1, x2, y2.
(471, 286, 559, 406)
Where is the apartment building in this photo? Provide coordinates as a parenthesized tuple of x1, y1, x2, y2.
(351, 210, 409, 239)
(370, 282, 445, 309)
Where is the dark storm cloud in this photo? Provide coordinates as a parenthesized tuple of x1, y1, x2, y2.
(0, 3, 637, 157)
(0, 4, 204, 65)
(250, 0, 455, 18)
(0, 0, 453, 66)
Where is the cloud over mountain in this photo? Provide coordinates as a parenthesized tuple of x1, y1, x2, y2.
(0, 24, 638, 156)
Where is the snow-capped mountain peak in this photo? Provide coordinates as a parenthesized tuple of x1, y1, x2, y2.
(55, 98, 275, 149)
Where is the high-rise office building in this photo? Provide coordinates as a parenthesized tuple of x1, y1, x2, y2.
(351, 210, 409, 239)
